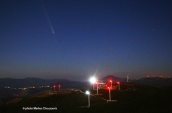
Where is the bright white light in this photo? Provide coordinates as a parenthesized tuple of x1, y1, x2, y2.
(89, 76, 96, 84)
(85, 91, 90, 95)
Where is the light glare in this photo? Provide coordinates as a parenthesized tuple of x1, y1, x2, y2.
(89, 76, 96, 84)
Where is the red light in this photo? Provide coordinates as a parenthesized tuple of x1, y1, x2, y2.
(53, 85, 56, 87)
(96, 82, 97, 84)
(59, 85, 60, 87)
(108, 87, 110, 89)
(117, 82, 120, 84)
(109, 80, 112, 83)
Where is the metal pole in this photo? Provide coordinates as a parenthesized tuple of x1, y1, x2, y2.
(109, 88, 111, 101)
(54, 87, 55, 92)
(97, 83, 98, 94)
(88, 94, 90, 107)
(111, 82, 112, 90)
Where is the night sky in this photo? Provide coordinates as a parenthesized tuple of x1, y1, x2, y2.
(0, 0, 172, 81)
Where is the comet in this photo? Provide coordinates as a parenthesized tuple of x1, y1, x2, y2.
(40, 0, 55, 35)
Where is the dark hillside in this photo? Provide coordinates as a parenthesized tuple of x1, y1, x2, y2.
(1, 83, 172, 113)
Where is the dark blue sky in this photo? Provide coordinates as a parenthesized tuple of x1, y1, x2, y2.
(0, 0, 172, 81)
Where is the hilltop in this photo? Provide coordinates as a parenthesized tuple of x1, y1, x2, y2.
(1, 82, 172, 113)
(0, 82, 172, 113)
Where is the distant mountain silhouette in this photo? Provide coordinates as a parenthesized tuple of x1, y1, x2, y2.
(133, 77, 172, 87)
(99, 75, 172, 87)
(100, 75, 125, 83)
(1, 76, 172, 88)
(0, 77, 87, 89)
